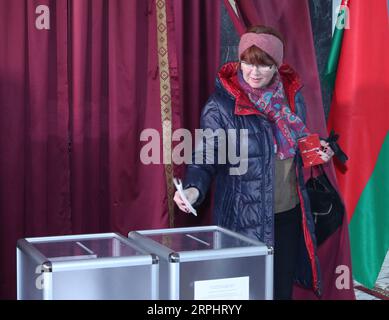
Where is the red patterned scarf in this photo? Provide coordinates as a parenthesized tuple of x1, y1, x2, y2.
(238, 70, 310, 160)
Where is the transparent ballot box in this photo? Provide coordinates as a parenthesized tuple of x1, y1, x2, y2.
(17, 233, 158, 300)
(128, 226, 273, 300)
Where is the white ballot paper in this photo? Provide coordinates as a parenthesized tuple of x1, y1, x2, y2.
(173, 177, 197, 216)
(194, 276, 249, 300)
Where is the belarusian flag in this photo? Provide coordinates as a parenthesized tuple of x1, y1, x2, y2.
(327, 0, 389, 289)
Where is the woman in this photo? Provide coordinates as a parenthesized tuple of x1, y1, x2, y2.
(173, 25, 334, 300)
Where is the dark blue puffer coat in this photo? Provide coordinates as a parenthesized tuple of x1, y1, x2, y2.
(183, 62, 322, 296)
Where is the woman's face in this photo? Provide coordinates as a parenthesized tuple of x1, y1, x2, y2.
(240, 61, 277, 89)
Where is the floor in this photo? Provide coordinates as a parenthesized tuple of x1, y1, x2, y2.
(354, 251, 389, 300)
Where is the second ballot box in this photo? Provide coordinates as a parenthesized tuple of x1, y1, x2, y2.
(128, 225, 273, 300)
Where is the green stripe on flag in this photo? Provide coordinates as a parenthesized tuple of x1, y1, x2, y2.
(349, 131, 389, 288)
(325, 6, 347, 91)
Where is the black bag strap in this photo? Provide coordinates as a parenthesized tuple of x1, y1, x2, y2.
(308, 164, 330, 192)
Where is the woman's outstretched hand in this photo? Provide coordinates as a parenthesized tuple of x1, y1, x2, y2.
(173, 187, 199, 213)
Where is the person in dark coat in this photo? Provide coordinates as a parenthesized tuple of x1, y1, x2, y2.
(173, 25, 334, 300)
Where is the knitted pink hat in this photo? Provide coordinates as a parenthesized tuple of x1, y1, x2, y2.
(238, 33, 284, 67)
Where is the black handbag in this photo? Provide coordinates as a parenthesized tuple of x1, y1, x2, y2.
(306, 165, 345, 246)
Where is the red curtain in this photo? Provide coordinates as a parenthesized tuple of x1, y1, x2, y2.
(0, 0, 221, 299)
(68, 0, 169, 235)
(0, 0, 169, 299)
(0, 0, 71, 299)
(172, 0, 221, 228)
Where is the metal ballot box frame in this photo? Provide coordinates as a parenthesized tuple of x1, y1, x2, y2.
(128, 226, 273, 300)
(17, 233, 159, 300)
